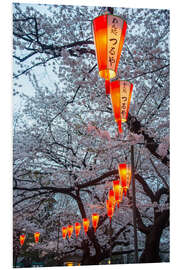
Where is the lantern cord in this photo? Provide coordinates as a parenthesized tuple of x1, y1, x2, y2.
(107, 7, 114, 14)
(105, 80, 110, 95)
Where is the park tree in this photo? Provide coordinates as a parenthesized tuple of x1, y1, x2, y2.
(13, 2, 169, 266)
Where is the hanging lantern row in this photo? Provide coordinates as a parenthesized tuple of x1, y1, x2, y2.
(61, 214, 100, 240)
(19, 166, 131, 246)
(93, 13, 127, 94)
(19, 232, 40, 246)
(92, 12, 133, 134)
(106, 164, 132, 221)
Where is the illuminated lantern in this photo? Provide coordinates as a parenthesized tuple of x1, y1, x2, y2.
(20, 234, 26, 246)
(106, 199, 115, 223)
(34, 232, 40, 243)
(92, 213, 99, 232)
(113, 180, 123, 208)
(110, 80, 133, 133)
(83, 218, 90, 235)
(75, 222, 81, 238)
(108, 189, 115, 208)
(118, 163, 132, 196)
(62, 227, 67, 239)
(67, 225, 73, 239)
(92, 13, 127, 94)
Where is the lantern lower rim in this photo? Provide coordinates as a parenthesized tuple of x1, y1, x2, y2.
(99, 70, 116, 80)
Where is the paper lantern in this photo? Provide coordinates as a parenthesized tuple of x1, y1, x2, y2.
(75, 222, 81, 238)
(92, 213, 99, 232)
(67, 225, 73, 239)
(93, 13, 127, 94)
(106, 199, 115, 222)
(62, 227, 67, 239)
(110, 80, 133, 132)
(108, 189, 115, 208)
(34, 232, 40, 243)
(20, 234, 26, 246)
(118, 163, 132, 196)
(83, 218, 90, 235)
(113, 180, 123, 208)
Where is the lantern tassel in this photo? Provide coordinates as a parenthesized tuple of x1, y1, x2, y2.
(105, 80, 110, 95)
(123, 187, 127, 196)
(117, 120, 123, 133)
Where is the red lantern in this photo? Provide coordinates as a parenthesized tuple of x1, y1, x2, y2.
(118, 163, 132, 196)
(34, 232, 40, 243)
(75, 222, 81, 238)
(93, 13, 127, 94)
(108, 189, 115, 208)
(67, 225, 73, 239)
(92, 213, 99, 232)
(110, 80, 133, 133)
(113, 180, 123, 208)
(62, 227, 67, 239)
(20, 234, 26, 246)
(83, 218, 90, 235)
(106, 199, 115, 222)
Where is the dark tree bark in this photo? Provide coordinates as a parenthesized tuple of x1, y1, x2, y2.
(139, 209, 169, 263)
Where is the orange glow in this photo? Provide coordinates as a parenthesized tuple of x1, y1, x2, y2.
(75, 222, 81, 238)
(83, 218, 90, 234)
(67, 262, 74, 266)
(67, 225, 73, 239)
(106, 199, 115, 222)
(110, 80, 133, 132)
(20, 234, 26, 246)
(93, 14, 127, 94)
(108, 189, 115, 207)
(118, 164, 132, 196)
(34, 232, 40, 243)
(113, 180, 123, 208)
(92, 213, 99, 232)
(62, 227, 67, 239)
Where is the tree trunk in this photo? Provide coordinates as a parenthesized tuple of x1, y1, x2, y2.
(82, 253, 103, 265)
(139, 209, 169, 263)
(139, 227, 162, 263)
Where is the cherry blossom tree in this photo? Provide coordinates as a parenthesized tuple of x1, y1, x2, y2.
(13, 2, 169, 266)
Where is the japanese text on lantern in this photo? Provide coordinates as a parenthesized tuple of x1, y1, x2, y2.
(120, 81, 130, 122)
(107, 16, 123, 70)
